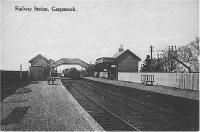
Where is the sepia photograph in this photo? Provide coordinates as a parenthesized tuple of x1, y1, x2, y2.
(0, 0, 199, 131)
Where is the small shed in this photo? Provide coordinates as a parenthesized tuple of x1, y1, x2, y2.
(29, 54, 50, 81)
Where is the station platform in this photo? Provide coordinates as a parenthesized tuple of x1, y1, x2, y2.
(1, 79, 103, 131)
(84, 77, 199, 101)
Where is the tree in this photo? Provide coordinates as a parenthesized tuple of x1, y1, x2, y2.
(153, 37, 199, 73)
(86, 64, 95, 76)
(177, 37, 199, 72)
(140, 55, 152, 72)
(151, 58, 165, 72)
(64, 67, 81, 80)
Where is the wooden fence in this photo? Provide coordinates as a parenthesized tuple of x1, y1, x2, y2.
(118, 72, 199, 91)
(1, 70, 29, 87)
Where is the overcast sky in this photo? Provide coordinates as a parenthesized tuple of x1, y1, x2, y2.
(1, 0, 199, 71)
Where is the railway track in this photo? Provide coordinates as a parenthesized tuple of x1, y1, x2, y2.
(76, 80, 193, 129)
(73, 81, 175, 130)
(81, 79, 199, 127)
(62, 79, 140, 131)
(61, 78, 198, 131)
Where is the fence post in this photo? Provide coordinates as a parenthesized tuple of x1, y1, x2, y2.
(20, 64, 22, 85)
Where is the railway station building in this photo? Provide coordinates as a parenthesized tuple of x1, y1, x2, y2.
(29, 54, 52, 81)
(29, 54, 89, 80)
(95, 45, 141, 80)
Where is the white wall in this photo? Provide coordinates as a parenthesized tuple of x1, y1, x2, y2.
(99, 72, 108, 78)
(118, 72, 199, 91)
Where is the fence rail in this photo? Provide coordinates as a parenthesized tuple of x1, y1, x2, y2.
(118, 72, 199, 91)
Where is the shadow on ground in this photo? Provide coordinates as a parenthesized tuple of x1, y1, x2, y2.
(15, 88, 32, 94)
(29, 81, 39, 84)
(1, 106, 30, 125)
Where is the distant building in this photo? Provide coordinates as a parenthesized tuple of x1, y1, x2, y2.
(95, 45, 141, 79)
(29, 54, 51, 81)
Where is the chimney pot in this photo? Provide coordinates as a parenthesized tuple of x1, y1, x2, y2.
(119, 44, 123, 52)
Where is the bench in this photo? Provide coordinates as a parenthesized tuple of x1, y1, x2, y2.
(47, 70, 58, 85)
(47, 77, 56, 85)
(141, 75, 154, 86)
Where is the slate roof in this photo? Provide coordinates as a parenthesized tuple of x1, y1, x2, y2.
(112, 51, 124, 58)
(29, 54, 49, 63)
(96, 49, 141, 64)
(190, 62, 199, 72)
(112, 49, 141, 61)
(49, 59, 56, 65)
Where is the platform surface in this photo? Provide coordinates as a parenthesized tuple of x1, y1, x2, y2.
(1, 79, 103, 131)
(85, 77, 199, 101)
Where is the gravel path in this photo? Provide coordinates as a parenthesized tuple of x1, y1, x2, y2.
(1, 80, 103, 131)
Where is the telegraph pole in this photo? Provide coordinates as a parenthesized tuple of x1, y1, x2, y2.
(149, 45, 154, 60)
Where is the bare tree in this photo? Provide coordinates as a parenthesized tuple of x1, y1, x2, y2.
(177, 37, 199, 72)
(145, 37, 199, 73)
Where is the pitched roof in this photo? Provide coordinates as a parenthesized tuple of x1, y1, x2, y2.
(52, 58, 89, 69)
(29, 54, 49, 63)
(112, 51, 124, 58)
(49, 59, 56, 64)
(96, 57, 115, 64)
(190, 62, 199, 72)
(113, 49, 141, 61)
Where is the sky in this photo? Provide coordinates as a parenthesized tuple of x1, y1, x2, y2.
(1, 0, 199, 71)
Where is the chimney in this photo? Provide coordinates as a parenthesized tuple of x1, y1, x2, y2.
(118, 44, 123, 52)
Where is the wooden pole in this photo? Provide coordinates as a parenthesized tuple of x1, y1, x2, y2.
(20, 64, 22, 84)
